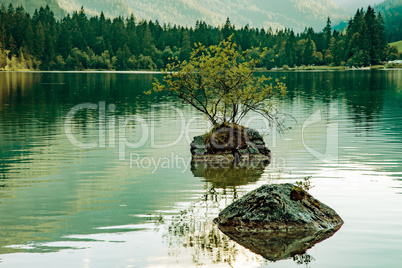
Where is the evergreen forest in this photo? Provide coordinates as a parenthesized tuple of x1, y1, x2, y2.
(0, 4, 400, 71)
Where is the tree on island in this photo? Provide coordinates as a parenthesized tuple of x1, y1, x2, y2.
(148, 36, 288, 158)
(149, 35, 287, 131)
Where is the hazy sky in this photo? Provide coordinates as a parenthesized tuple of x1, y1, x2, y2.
(332, 0, 385, 11)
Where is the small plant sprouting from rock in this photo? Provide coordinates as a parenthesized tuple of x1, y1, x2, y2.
(290, 176, 314, 202)
(295, 176, 314, 192)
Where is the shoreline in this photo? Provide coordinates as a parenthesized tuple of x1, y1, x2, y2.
(1, 66, 402, 74)
(0, 70, 164, 74)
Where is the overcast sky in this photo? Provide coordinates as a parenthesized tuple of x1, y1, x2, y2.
(332, 0, 385, 11)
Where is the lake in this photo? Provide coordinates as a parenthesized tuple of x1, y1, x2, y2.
(0, 70, 401, 267)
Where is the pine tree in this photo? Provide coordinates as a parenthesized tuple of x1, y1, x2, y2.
(111, 16, 127, 53)
(8, 34, 17, 56)
(179, 31, 191, 61)
(116, 44, 131, 70)
(57, 23, 72, 59)
(139, 21, 153, 55)
(240, 25, 252, 51)
(303, 38, 317, 65)
(222, 18, 234, 39)
(377, 13, 388, 61)
(0, 41, 9, 69)
(365, 6, 380, 64)
(127, 14, 139, 55)
(284, 30, 296, 66)
(323, 17, 332, 49)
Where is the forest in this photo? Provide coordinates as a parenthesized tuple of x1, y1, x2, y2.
(0, 3, 400, 71)
(377, 0, 402, 42)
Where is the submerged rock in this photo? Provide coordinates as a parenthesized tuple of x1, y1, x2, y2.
(191, 123, 271, 163)
(214, 183, 344, 233)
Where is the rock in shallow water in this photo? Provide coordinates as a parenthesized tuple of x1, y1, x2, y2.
(190, 124, 271, 163)
(213, 183, 344, 261)
(214, 183, 344, 233)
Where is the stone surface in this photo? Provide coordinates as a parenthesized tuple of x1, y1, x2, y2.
(214, 183, 344, 233)
(190, 124, 271, 163)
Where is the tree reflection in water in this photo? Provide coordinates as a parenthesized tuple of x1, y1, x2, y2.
(153, 160, 338, 266)
(217, 225, 340, 264)
(161, 187, 260, 266)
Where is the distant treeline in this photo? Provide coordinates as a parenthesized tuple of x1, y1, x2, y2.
(0, 4, 400, 71)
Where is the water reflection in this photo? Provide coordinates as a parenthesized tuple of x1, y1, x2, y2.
(158, 161, 340, 266)
(217, 225, 341, 262)
(191, 160, 269, 188)
(162, 167, 339, 266)
(0, 71, 402, 267)
(161, 182, 261, 266)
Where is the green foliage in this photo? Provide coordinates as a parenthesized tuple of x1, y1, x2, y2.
(376, 0, 402, 42)
(386, 62, 402, 68)
(389, 40, 402, 51)
(387, 46, 400, 61)
(151, 36, 287, 128)
(323, 17, 332, 49)
(343, 6, 389, 66)
(295, 176, 314, 192)
(138, 55, 156, 70)
(0, 42, 9, 69)
(4, 51, 29, 71)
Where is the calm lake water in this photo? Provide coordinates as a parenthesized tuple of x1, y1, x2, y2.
(0, 70, 401, 267)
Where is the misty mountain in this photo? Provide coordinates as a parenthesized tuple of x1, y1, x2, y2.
(332, 0, 385, 12)
(57, 0, 132, 18)
(58, 0, 348, 32)
(0, 0, 65, 18)
(5, 0, 400, 38)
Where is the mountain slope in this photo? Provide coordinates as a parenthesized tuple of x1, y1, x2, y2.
(0, 0, 65, 18)
(58, 0, 132, 18)
(333, 0, 385, 13)
(126, 0, 347, 31)
(59, 0, 347, 32)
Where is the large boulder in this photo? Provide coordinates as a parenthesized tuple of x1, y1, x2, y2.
(214, 183, 344, 261)
(214, 183, 344, 233)
(191, 123, 271, 163)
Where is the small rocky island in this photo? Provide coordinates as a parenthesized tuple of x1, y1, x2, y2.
(214, 183, 344, 233)
(213, 183, 344, 261)
(190, 123, 271, 163)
